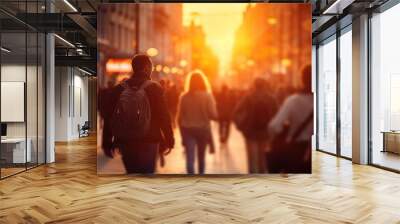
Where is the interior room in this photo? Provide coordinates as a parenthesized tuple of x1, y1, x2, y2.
(54, 66, 92, 142)
(0, 20, 46, 178)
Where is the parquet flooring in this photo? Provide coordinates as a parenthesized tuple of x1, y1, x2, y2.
(1, 167, 26, 178)
(1, 135, 400, 223)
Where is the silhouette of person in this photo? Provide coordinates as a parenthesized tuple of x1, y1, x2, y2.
(234, 77, 277, 173)
(102, 54, 174, 174)
(177, 70, 218, 174)
(216, 84, 235, 144)
(268, 65, 313, 173)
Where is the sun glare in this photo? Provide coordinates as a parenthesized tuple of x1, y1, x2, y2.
(183, 3, 248, 76)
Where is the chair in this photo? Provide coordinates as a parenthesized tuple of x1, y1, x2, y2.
(79, 121, 90, 138)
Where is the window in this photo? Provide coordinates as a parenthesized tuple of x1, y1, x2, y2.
(371, 3, 400, 171)
(339, 28, 352, 158)
(317, 36, 337, 154)
(0, 2, 46, 179)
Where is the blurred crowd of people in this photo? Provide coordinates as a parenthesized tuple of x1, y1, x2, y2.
(99, 54, 312, 174)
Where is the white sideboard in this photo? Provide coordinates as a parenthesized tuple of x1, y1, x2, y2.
(1, 138, 32, 163)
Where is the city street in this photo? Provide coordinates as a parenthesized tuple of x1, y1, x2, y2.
(97, 123, 248, 174)
(157, 123, 247, 174)
(97, 3, 312, 175)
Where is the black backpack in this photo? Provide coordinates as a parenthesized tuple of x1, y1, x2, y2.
(248, 95, 276, 137)
(111, 80, 153, 142)
(233, 96, 252, 133)
(234, 93, 276, 138)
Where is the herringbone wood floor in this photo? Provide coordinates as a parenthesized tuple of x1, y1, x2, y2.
(1, 135, 400, 224)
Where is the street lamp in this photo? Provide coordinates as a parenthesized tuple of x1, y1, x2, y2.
(146, 48, 159, 57)
(246, 59, 255, 67)
(267, 17, 277, 25)
(179, 59, 188, 68)
(281, 58, 291, 67)
(163, 66, 170, 74)
(155, 64, 163, 72)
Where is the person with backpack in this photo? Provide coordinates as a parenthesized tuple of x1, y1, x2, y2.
(177, 70, 218, 174)
(267, 65, 313, 173)
(233, 78, 278, 173)
(102, 54, 174, 174)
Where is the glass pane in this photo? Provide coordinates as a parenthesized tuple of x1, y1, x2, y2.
(1, 31, 27, 177)
(340, 29, 352, 158)
(317, 37, 337, 154)
(371, 5, 400, 171)
(27, 31, 38, 169)
(312, 45, 317, 150)
(38, 33, 45, 165)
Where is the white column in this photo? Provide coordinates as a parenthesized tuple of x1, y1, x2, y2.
(352, 14, 369, 164)
(45, 0, 56, 163)
(46, 33, 55, 163)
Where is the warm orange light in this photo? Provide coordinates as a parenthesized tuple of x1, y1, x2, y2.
(273, 64, 286, 74)
(246, 59, 255, 67)
(267, 17, 277, 25)
(146, 48, 159, 57)
(281, 58, 291, 67)
(171, 67, 178, 74)
(163, 66, 170, 74)
(180, 59, 188, 67)
(115, 74, 131, 83)
(106, 59, 132, 73)
(155, 64, 163, 72)
(183, 4, 247, 75)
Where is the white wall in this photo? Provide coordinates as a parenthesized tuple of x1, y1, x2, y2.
(72, 73, 89, 138)
(1, 65, 36, 138)
(1, 65, 26, 137)
(55, 67, 89, 141)
(1, 64, 46, 163)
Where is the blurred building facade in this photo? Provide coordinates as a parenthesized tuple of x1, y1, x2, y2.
(183, 20, 219, 85)
(98, 4, 137, 87)
(97, 3, 187, 87)
(231, 3, 311, 89)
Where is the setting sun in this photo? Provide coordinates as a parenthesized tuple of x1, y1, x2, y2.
(183, 3, 248, 76)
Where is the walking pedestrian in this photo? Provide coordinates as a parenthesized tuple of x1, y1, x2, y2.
(233, 77, 277, 173)
(102, 54, 174, 174)
(216, 84, 235, 144)
(268, 65, 313, 173)
(177, 70, 218, 174)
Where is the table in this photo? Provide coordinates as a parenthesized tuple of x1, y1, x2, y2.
(381, 131, 400, 154)
(1, 138, 31, 164)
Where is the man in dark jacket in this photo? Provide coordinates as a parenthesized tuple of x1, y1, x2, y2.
(102, 54, 174, 174)
(233, 78, 277, 173)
